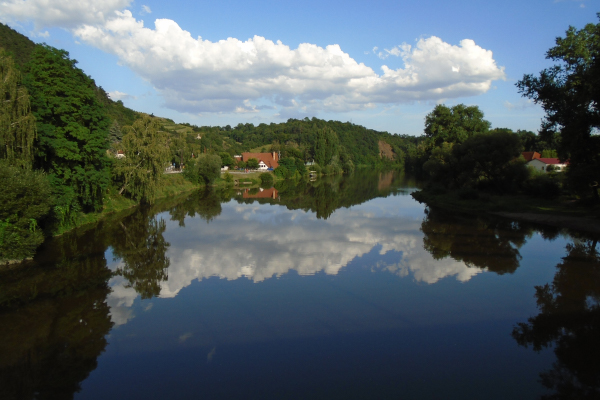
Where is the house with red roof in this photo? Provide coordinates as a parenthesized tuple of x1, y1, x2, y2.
(237, 152, 279, 170)
(521, 152, 541, 162)
(527, 158, 569, 173)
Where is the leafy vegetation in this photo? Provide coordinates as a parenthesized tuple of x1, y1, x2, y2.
(518, 14, 600, 202)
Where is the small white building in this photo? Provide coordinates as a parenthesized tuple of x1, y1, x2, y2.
(527, 158, 568, 173)
(257, 161, 268, 170)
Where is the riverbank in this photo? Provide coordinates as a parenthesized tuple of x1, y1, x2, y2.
(53, 174, 198, 237)
(412, 189, 600, 234)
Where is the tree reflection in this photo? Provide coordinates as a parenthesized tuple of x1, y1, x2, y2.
(420, 208, 534, 274)
(111, 211, 171, 299)
(168, 189, 223, 226)
(0, 230, 113, 400)
(512, 238, 600, 399)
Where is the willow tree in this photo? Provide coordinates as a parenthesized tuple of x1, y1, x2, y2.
(0, 50, 36, 168)
(114, 115, 171, 204)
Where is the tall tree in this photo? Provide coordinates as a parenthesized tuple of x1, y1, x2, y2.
(114, 115, 171, 203)
(424, 104, 490, 147)
(24, 44, 110, 212)
(0, 50, 36, 168)
(517, 15, 600, 202)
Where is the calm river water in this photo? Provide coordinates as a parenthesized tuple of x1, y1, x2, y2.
(1, 171, 599, 399)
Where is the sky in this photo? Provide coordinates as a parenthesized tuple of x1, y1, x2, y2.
(1, 0, 598, 135)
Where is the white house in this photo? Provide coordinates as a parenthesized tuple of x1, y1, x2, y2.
(257, 160, 268, 170)
(527, 158, 568, 173)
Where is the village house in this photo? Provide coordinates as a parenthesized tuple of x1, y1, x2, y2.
(521, 151, 541, 162)
(527, 157, 569, 172)
(236, 152, 280, 170)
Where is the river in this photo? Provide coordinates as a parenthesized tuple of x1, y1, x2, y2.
(1, 171, 598, 399)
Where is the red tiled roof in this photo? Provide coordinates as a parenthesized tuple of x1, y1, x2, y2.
(241, 152, 279, 169)
(536, 158, 568, 165)
(521, 152, 540, 161)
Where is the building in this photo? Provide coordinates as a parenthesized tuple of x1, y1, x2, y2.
(527, 158, 568, 172)
(239, 152, 279, 170)
(521, 152, 541, 162)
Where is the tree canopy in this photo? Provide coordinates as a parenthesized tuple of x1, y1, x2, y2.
(25, 44, 110, 212)
(0, 49, 36, 168)
(424, 104, 491, 146)
(114, 115, 171, 204)
(517, 14, 600, 201)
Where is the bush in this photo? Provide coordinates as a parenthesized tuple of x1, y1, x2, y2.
(523, 174, 561, 198)
(0, 162, 53, 262)
(274, 166, 290, 179)
(224, 172, 234, 184)
(259, 172, 274, 187)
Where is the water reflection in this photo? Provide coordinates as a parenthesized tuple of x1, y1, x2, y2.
(0, 228, 113, 400)
(420, 208, 536, 274)
(513, 237, 600, 399)
(112, 211, 170, 300)
(3, 171, 596, 399)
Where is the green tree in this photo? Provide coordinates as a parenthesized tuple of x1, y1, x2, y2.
(0, 50, 36, 168)
(0, 160, 53, 262)
(517, 15, 600, 202)
(114, 115, 171, 203)
(424, 104, 491, 147)
(24, 44, 110, 212)
(108, 120, 122, 144)
(313, 127, 340, 166)
(170, 131, 188, 167)
(423, 131, 528, 193)
(185, 154, 221, 185)
(219, 152, 234, 167)
(246, 157, 259, 169)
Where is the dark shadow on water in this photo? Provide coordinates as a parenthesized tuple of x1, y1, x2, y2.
(512, 237, 600, 399)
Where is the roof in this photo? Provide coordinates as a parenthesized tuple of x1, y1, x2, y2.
(241, 152, 279, 169)
(521, 152, 540, 162)
(534, 158, 569, 165)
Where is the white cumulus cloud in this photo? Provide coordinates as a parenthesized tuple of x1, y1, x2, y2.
(74, 12, 505, 114)
(0, 0, 132, 29)
(1, 0, 505, 115)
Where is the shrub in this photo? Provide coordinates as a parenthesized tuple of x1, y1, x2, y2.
(523, 174, 561, 198)
(0, 161, 53, 262)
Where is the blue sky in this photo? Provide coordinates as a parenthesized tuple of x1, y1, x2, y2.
(1, 0, 597, 135)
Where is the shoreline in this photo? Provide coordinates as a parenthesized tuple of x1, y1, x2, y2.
(412, 189, 600, 235)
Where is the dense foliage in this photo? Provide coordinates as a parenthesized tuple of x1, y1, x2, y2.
(518, 14, 600, 202)
(25, 45, 111, 212)
(113, 115, 171, 203)
(0, 161, 53, 261)
(183, 154, 222, 185)
(0, 49, 36, 168)
(425, 104, 490, 146)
